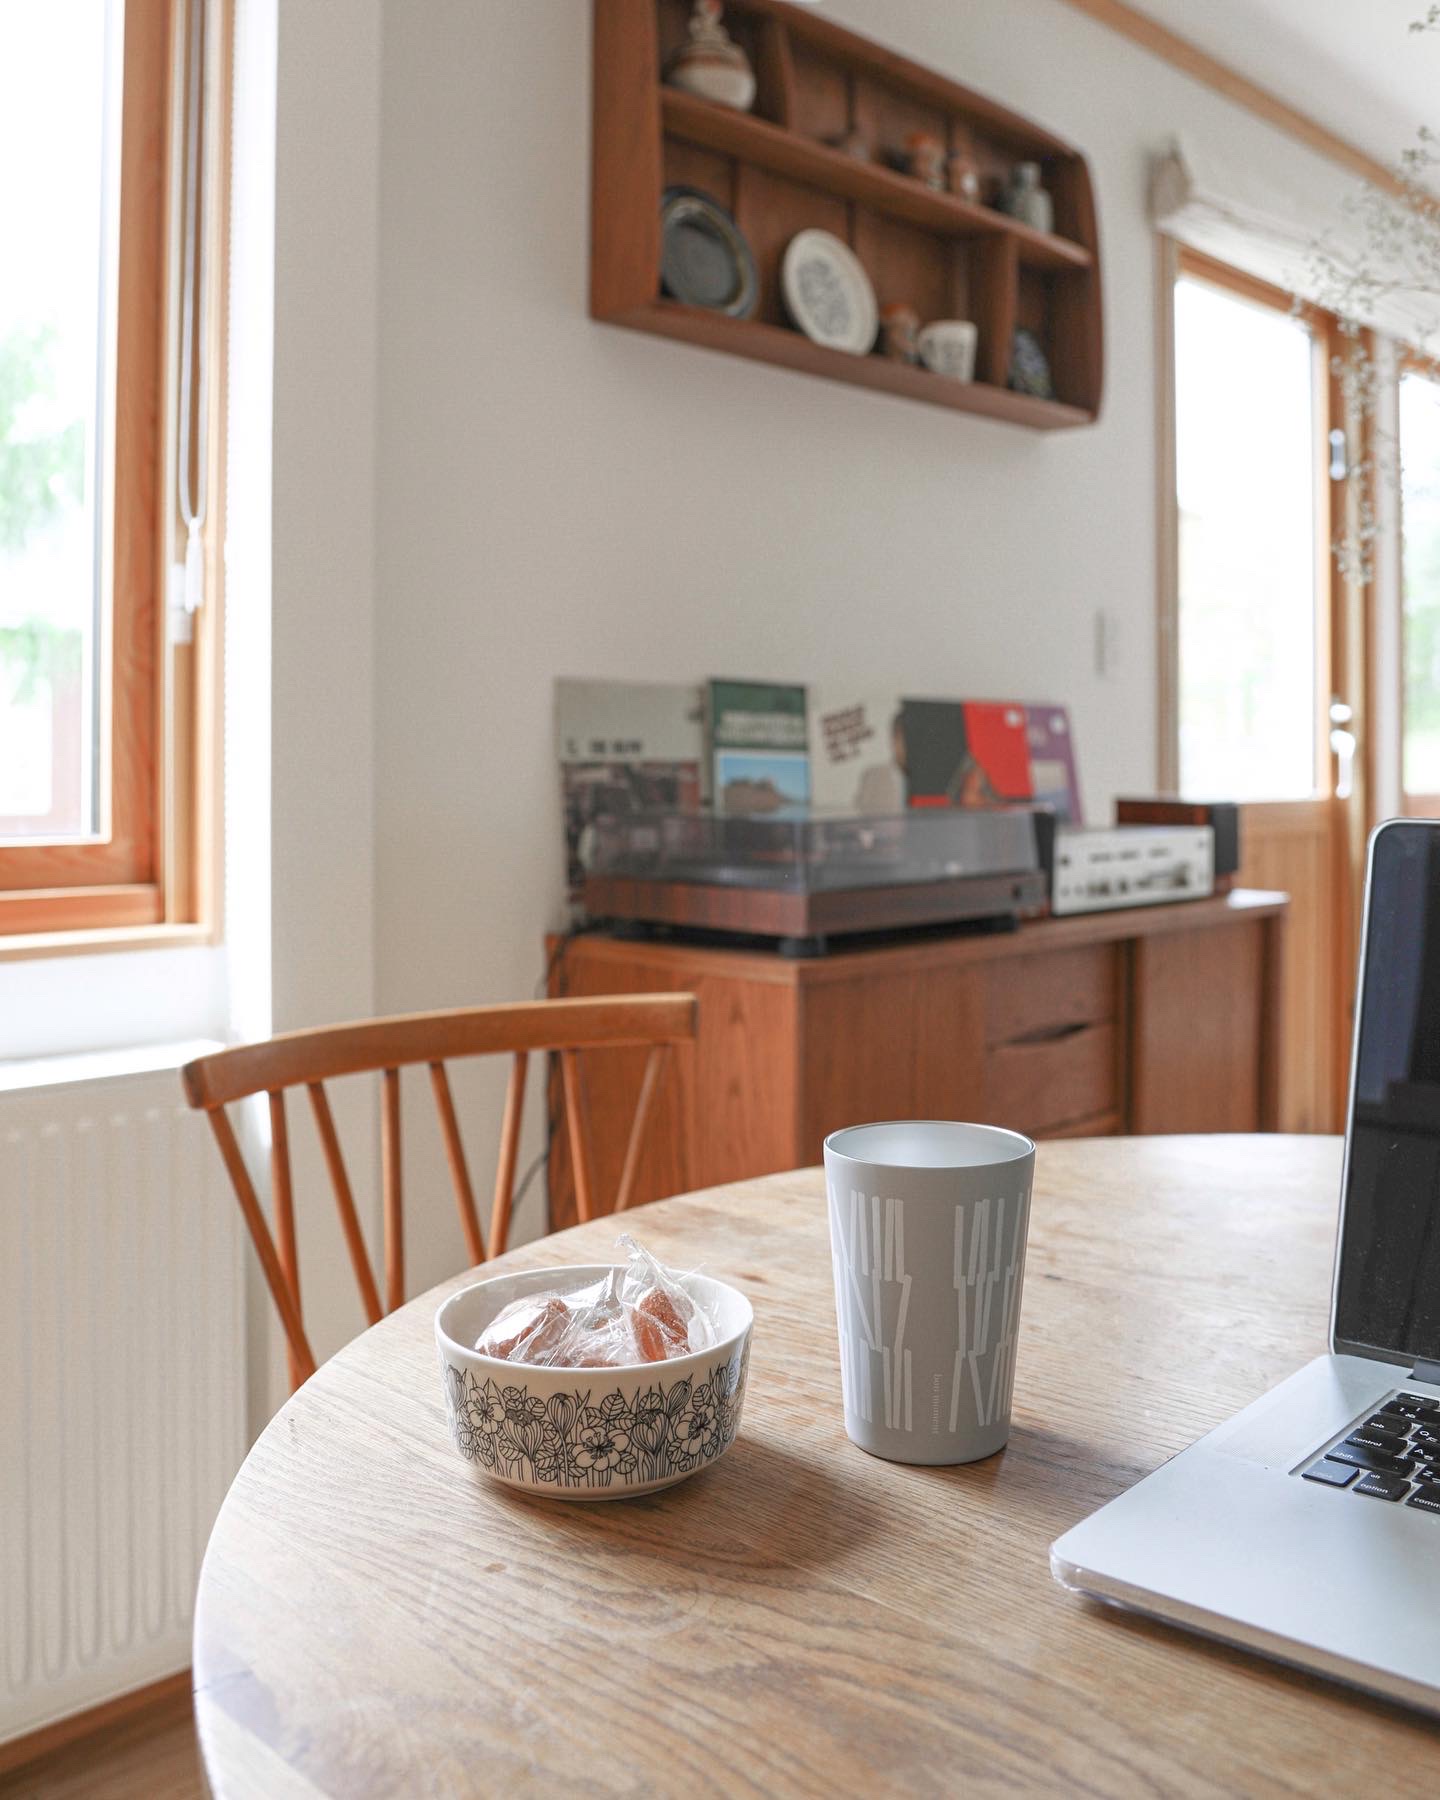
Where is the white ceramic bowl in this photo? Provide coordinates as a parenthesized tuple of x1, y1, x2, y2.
(435, 1265, 754, 1501)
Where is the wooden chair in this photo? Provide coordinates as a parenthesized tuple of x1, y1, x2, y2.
(180, 994, 697, 1390)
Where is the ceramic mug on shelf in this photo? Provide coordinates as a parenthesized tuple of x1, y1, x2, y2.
(824, 1120, 1036, 1466)
(917, 319, 978, 382)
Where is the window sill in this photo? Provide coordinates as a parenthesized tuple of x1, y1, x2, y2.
(0, 922, 216, 965)
(0, 1036, 224, 1097)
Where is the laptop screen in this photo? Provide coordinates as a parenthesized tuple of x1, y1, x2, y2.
(1335, 820, 1440, 1361)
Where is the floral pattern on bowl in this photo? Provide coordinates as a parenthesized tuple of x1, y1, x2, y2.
(442, 1345, 749, 1492)
(435, 1264, 754, 1501)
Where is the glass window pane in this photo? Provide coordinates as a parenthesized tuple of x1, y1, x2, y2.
(1175, 276, 1319, 801)
(0, 0, 117, 842)
(1400, 371, 1440, 800)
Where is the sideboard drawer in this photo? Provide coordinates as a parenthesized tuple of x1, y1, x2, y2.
(983, 1020, 1119, 1136)
(985, 945, 1118, 1046)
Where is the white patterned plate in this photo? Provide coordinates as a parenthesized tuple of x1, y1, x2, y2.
(781, 229, 878, 356)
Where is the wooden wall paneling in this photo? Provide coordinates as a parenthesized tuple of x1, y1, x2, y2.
(788, 47, 850, 141)
(984, 945, 1117, 1044)
(730, 165, 850, 327)
(662, 138, 737, 213)
(851, 210, 953, 326)
(796, 965, 988, 1158)
(971, 236, 1018, 386)
(549, 943, 799, 1229)
(591, 0, 664, 318)
(1044, 160, 1102, 413)
(753, 15, 797, 126)
(984, 1023, 1119, 1136)
(1235, 803, 1339, 1132)
(1048, 268, 1101, 413)
(849, 73, 949, 173)
(1128, 921, 1265, 1132)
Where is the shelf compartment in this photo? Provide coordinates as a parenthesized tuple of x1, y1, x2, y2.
(608, 300, 1095, 430)
(662, 90, 1092, 272)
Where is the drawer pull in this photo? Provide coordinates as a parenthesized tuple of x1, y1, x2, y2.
(1010, 1020, 1091, 1047)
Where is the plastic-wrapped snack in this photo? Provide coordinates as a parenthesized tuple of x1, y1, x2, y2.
(474, 1234, 718, 1367)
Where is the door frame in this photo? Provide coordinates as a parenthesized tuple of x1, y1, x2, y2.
(1155, 237, 1371, 1129)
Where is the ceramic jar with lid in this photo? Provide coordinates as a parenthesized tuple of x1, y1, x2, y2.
(665, 0, 756, 113)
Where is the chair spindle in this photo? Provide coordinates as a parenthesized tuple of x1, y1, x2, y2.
(306, 1081, 382, 1325)
(489, 1050, 529, 1260)
(267, 1090, 304, 1391)
(559, 1048, 597, 1224)
(206, 1105, 318, 1383)
(615, 1043, 669, 1213)
(429, 1061, 485, 1266)
(381, 1068, 403, 1312)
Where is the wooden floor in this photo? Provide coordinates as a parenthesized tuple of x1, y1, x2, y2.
(0, 1705, 202, 1800)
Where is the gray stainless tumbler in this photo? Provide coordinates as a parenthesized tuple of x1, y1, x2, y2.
(824, 1120, 1036, 1465)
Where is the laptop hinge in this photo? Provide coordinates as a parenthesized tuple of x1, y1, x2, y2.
(1411, 1357, 1440, 1385)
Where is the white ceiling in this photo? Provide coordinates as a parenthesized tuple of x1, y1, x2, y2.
(1118, 0, 1439, 169)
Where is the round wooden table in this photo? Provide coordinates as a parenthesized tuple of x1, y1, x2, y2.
(193, 1137, 1440, 1796)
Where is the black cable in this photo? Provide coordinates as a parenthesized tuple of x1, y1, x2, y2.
(509, 927, 586, 1218)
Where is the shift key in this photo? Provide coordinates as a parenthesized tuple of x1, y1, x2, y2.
(1325, 1442, 1411, 1475)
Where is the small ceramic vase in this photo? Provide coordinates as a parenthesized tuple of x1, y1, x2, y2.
(1001, 161, 1054, 234)
(879, 302, 921, 364)
(665, 0, 756, 113)
(947, 151, 981, 202)
(1008, 326, 1054, 398)
(904, 131, 946, 191)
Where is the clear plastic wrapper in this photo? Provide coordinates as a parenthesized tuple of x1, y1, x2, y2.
(475, 1234, 717, 1367)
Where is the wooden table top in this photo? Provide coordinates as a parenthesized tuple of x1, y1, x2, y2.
(193, 1136, 1440, 1798)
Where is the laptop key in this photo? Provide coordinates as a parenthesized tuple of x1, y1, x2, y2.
(1302, 1459, 1358, 1487)
(1406, 1484, 1440, 1512)
(1354, 1473, 1410, 1500)
(1399, 1393, 1439, 1413)
(1347, 1427, 1410, 1453)
(1325, 1443, 1412, 1475)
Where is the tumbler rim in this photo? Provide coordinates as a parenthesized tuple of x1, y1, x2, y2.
(823, 1118, 1036, 1170)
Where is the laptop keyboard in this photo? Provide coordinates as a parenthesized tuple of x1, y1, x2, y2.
(1301, 1392, 1440, 1508)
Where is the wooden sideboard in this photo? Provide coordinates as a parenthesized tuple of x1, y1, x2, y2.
(547, 889, 1287, 1231)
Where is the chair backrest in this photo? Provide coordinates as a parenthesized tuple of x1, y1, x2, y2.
(181, 993, 698, 1389)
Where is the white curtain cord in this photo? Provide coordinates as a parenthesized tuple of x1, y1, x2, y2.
(176, 0, 212, 635)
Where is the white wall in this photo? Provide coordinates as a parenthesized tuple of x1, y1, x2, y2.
(243, 0, 382, 1408)
(360, 0, 1360, 1294)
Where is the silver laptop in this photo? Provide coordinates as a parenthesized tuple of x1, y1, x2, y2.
(1051, 817, 1440, 1716)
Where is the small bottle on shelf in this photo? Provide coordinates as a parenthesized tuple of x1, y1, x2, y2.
(1000, 161, 1054, 234)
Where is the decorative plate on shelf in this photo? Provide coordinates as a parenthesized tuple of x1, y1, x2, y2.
(780, 230, 877, 356)
(660, 186, 758, 318)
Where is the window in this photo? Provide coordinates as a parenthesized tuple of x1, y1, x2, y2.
(0, 0, 223, 942)
(1399, 369, 1440, 810)
(1170, 252, 1326, 801)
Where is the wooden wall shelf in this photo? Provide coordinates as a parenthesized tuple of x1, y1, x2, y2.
(592, 0, 1104, 429)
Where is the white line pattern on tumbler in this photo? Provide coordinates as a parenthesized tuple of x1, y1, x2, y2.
(952, 1192, 1026, 1430)
(828, 1186, 912, 1429)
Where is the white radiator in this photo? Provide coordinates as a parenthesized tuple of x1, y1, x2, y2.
(0, 1056, 245, 1744)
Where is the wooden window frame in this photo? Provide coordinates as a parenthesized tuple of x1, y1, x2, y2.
(1395, 357, 1440, 819)
(1156, 242, 1338, 801)
(0, 0, 226, 952)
